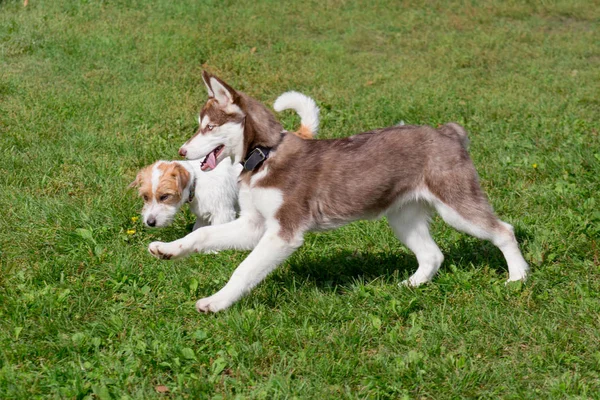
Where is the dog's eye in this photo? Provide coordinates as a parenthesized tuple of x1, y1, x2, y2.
(207, 124, 215, 131)
(143, 195, 149, 201)
(159, 194, 171, 202)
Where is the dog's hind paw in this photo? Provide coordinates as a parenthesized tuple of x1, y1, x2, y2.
(148, 241, 175, 260)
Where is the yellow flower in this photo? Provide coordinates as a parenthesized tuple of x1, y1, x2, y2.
(131, 216, 139, 223)
(126, 229, 136, 235)
(532, 163, 538, 169)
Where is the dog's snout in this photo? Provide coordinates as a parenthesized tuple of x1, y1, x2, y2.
(147, 217, 157, 227)
(179, 147, 187, 157)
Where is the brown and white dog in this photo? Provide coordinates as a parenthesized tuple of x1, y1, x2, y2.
(149, 71, 529, 313)
(130, 157, 241, 229)
(131, 91, 319, 230)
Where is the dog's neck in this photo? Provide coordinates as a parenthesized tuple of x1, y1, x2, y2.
(238, 92, 284, 157)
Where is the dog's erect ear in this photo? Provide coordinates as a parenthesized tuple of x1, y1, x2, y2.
(202, 70, 238, 106)
(210, 76, 236, 106)
(202, 70, 215, 98)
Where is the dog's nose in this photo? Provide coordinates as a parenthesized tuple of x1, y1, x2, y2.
(179, 147, 187, 157)
(147, 217, 156, 227)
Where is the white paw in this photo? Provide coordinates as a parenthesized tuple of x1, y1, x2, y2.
(506, 263, 529, 284)
(148, 241, 179, 260)
(195, 295, 232, 313)
(400, 274, 430, 288)
(505, 273, 528, 285)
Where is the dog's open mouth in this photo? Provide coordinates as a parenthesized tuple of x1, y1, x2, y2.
(201, 145, 224, 171)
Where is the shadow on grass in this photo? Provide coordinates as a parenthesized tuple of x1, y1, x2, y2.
(274, 229, 533, 291)
(283, 250, 416, 290)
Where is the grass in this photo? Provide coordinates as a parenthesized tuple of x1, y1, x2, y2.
(1, 0, 599, 398)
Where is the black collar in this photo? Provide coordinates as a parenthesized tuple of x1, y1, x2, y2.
(242, 145, 271, 171)
(242, 132, 286, 172)
(187, 178, 196, 203)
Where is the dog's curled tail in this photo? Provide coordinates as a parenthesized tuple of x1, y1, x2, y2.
(439, 122, 470, 149)
(274, 91, 319, 139)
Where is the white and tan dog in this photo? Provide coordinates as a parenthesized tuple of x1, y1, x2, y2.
(149, 71, 529, 313)
(130, 157, 241, 229)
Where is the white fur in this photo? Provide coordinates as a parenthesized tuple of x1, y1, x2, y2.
(186, 158, 242, 227)
(141, 158, 241, 229)
(210, 77, 233, 104)
(200, 115, 209, 130)
(386, 202, 444, 287)
(386, 187, 529, 285)
(274, 91, 320, 136)
(195, 187, 302, 312)
(195, 225, 300, 312)
(148, 185, 304, 313)
(209, 77, 243, 115)
(179, 121, 245, 165)
(201, 74, 215, 98)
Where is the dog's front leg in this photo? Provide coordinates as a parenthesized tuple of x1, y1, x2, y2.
(196, 230, 303, 313)
(148, 215, 264, 259)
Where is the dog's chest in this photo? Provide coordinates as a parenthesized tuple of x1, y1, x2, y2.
(248, 187, 282, 219)
(239, 169, 285, 220)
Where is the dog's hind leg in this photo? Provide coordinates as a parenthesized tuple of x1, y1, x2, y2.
(387, 202, 444, 287)
(424, 169, 529, 283)
(195, 228, 304, 313)
(432, 197, 529, 283)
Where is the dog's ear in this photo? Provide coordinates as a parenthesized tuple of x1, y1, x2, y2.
(209, 75, 237, 106)
(172, 164, 190, 193)
(129, 165, 152, 190)
(128, 172, 142, 189)
(202, 70, 215, 98)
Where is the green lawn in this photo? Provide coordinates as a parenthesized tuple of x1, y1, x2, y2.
(1, 0, 599, 398)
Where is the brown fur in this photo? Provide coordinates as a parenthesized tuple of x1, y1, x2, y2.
(156, 163, 189, 205)
(130, 165, 153, 199)
(130, 162, 189, 205)
(295, 124, 314, 140)
(248, 124, 496, 240)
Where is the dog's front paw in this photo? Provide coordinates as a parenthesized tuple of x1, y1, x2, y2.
(148, 241, 177, 260)
(505, 272, 528, 285)
(195, 295, 232, 314)
(400, 274, 430, 288)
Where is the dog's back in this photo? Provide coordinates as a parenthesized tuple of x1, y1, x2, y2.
(191, 158, 241, 226)
(252, 124, 472, 230)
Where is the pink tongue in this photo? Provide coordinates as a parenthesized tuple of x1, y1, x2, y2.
(206, 151, 217, 170)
